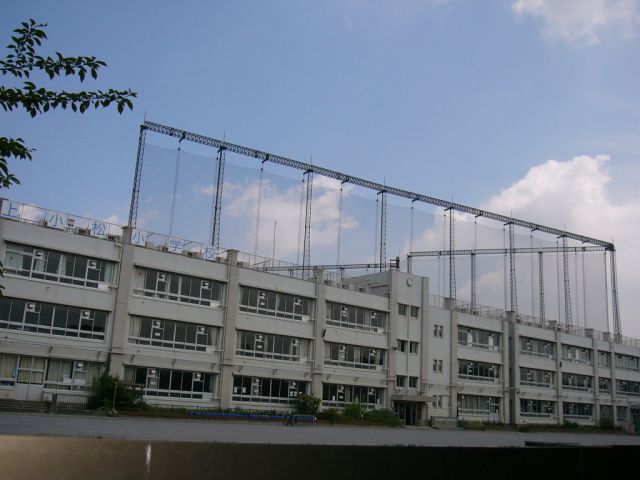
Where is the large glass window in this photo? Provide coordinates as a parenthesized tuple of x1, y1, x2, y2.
(324, 342, 385, 370)
(124, 366, 215, 400)
(0, 354, 18, 386)
(232, 375, 307, 405)
(563, 402, 593, 419)
(326, 302, 386, 333)
(520, 399, 555, 418)
(44, 359, 103, 391)
(134, 268, 223, 307)
(458, 360, 500, 383)
(128, 316, 219, 352)
(615, 354, 639, 371)
(616, 379, 640, 396)
(4, 242, 115, 288)
(562, 345, 593, 365)
(322, 383, 383, 409)
(519, 367, 554, 388)
(457, 394, 500, 417)
(0, 297, 107, 340)
(240, 286, 312, 321)
(598, 377, 611, 393)
(236, 330, 310, 362)
(519, 337, 555, 359)
(458, 326, 501, 351)
(562, 373, 593, 392)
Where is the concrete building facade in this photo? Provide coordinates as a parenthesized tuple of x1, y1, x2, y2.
(1, 198, 639, 426)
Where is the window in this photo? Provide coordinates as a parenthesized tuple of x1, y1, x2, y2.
(124, 366, 215, 400)
(397, 340, 407, 352)
(617, 406, 628, 422)
(433, 359, 443, 373)
(615, 354, 639, 371)
(134, 268, 223, 307)
(410, 306, 419, 318)
(408, 376, 418, 388)
(519, 368, 554, 388)
(598, 351, 611, 367)
(326, 302, 386, 332)
(616, 380, 640, 396)
(325, 342, 385, 369)
(233, 375, 306, 404)
(45, 359, 103, 391)
(240, 286, 311, 321)
(4, 242, 116, 288)
(322, 383, 382, 409)
(562, 402, 593, 419)
(129, 316, 219, 352)
(398, 304, 407, 316)
(433, 395, 443, 408)
(562, 345, 593, 365)
(520, 399, 555, 417)
(0, 297, 107, 340)
(600, 404, 613, 421)
(458, 395, 500, 417)
(396, 375, 406, 387)
(458, 360, 500, 382)
(237, 330, 309, 362)
(409, 342, 419, 354)
(562, 373, 593, 392)
(433, 324, 444, 338)
(458, 327, 500, 351)
(599, 377, 611, 393)
(0, 354, 18, 386)
(519, 337, 555, 359)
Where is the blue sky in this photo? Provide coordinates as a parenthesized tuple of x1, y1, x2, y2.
(2, 0, 640, 334)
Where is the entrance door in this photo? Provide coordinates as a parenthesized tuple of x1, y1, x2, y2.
(394, 402, 421, 425)
(14, 356, 46, 401)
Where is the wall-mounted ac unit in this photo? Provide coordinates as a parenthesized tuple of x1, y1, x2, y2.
(33, 250, 45, 260)
(183, 250, 201, 258)
(81, 310, 91, 319)
(157, 245, 169, 252)
(74, 227, 90, 236)
(25, 302, 37, 312)
(158, 273, 166, 282)
(107, 234, 121, 243)
(88, 260, 98, 269)
(237, 261, 249, 267)
(201, 280, 210, 288)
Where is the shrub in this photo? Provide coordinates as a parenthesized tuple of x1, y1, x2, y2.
(317, 408, 339, 423)
(94, 373, 144, 410)
(296, 393, 321, 415)
(344, 401, 366, 419)
(562, 419, 579, 429)
(364, 409, 402, 426)
(599, 416, 614, 429)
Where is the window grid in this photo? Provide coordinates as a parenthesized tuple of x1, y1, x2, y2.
(128, 316, 218, 352)
(519, 367, 554, 388)
(240, 287, 312, 322)
(326, 302, 386, 333)
(562, 373, 593, 392)
(236, 330, 309, 362)
(615, 379, 640, 396)
(562, 402, 593, 419)
(458, 327, 501, 351)
(134, 268, 223, 308)
(125, 366, 215, 400)
(232, 375, 306, 405)
(324, 342, 385, 370)
(4, 242, 115, 289)
(520, 399, 556, 418)
(322, 383, 383, 409)
(519, 337, 555, 359)
(562, 345, 593, 365)
(458, 360, 500, 383)
(0, 297, 107, 340)
(615, 354, 639, 371)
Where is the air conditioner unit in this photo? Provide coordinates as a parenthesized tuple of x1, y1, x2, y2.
(26, 302, 37, 312)
(201, 280, 210, 288)
(74, 361, 85, 371)
(237, 261, 248, 267)
(194, 373, 202, 381)
(197, 326, 206, 334)
(74, 227, 90, 236)
(158, 273, 166, 282)
(293, 339, 299, 345)
(33, 250, 45, 260)
(157, 245, 169, 252)
(88, 260, 98, 269)
(81, 310, 91, 319)
(107, 234, 121, 243)
(66, 218, 76, 229)
(183, 250, 201, 258)
(153, 321, 161, 327)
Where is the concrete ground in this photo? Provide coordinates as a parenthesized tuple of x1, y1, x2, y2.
(1, 412, 639, 446)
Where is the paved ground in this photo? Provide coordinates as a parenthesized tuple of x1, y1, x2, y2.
(1, 412, 639, 446)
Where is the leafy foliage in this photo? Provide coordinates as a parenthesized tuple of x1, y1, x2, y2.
(93, 372, 144, 410)
(295, 393, 321, 415)
(0, 19, 137, 188)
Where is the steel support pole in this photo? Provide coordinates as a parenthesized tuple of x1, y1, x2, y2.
(448, 209, 456, 300)
(302, 170, 313, 279)
(610, 250, 622, 341)
(211, 146, 226, 251)
(538, 251, 545, 325)
(128, 125, 147, 228)
(562, 236, 573, 325)
(379, 191, 387, 272)
(470, 252, 477, 312)
(508, 223, 518, 313)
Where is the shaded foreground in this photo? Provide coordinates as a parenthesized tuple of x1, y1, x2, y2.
(1, 435, 639, 480)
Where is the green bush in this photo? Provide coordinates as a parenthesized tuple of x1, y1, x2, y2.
(94, 373, 144, 410)
(562, 419, 579, 429)
(296, 393, 321, 415)
(317, 408, 339, 423)
(599, 416, 614, 429)
(364, 409, 402, 426)
(458, 420, 486, 430)
(344, 401, 366, 419)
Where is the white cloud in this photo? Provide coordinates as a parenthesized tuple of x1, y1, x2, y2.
(512, 0, 639, 44)
(484, 154, 640, 337)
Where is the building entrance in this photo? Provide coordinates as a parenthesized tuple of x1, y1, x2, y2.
(394, 401, 421, 425)
(14, 356, 46, 401)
